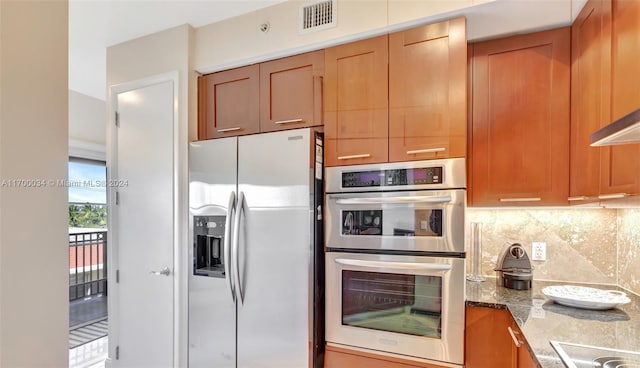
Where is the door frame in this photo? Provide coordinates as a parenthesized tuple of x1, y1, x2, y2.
(106, 70, 187, 367)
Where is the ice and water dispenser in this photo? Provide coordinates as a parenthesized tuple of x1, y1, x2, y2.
(193, 215, 226, 278)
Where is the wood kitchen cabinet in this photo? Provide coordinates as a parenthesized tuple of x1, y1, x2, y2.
(517, 343, 537, 368)
(465, 306, 536, 368)
(259, 50, 324, 133)
(469, 28, 571, 206)
(198, 65, 260, 139)
(324, 344, 447, 368)
(570, 0, 612, 203)
(600, 0, 640, 196)
(466, 306, 516, 367)
(389, 17, 467, 162)
(324, 35, 389, 166)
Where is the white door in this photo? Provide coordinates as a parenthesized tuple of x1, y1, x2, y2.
(111, 80, 175, 367)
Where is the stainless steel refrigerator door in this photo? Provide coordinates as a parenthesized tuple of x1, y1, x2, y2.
(236, 128, 313, 368)
(188, 137, 238, 368)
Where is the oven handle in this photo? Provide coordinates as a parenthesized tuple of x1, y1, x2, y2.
(335, 258, 452, 271)
(335, 195, 452, 205)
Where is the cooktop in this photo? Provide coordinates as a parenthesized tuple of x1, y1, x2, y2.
(551, 341, 640, 368)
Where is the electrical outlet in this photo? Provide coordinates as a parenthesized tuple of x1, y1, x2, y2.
(532, 242, 546, 261)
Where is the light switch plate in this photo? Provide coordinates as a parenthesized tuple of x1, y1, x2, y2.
(532, 242, 546, 261)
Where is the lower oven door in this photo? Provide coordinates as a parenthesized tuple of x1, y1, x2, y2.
(326, 251, 465, 365)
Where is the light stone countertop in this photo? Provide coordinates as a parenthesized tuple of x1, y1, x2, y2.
(466, 278, 640, 368)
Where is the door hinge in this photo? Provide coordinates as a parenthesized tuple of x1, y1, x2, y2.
(115, 111, 120, 127)
(115, 345, 120, 360)
(116, 269, 120, 283)
(115, 191, 120, 205)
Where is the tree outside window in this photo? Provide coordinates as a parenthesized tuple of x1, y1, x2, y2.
(68, 159, 107, 229)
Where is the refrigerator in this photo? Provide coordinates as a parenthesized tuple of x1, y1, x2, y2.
(188, 128, 324, 368)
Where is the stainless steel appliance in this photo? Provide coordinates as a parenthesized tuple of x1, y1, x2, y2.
(189, 128, 324, 368)
(325, 158, 466, 365)
(551, 341, 640, 368)
(495, 243, 533, 290)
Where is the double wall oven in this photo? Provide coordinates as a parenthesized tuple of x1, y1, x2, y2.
(325, 158, 466, 366)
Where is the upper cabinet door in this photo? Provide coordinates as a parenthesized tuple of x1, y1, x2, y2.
(570, 0, 611, 202)
(601, 0, 640, 196)
(470, 28, 571, 206)
(259, 50, 324, 133)
(324, 35, 389, 166)
(389, 17, 467, 162)
(198, 65, 260, 139)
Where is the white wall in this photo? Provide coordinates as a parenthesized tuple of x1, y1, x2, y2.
(0, 1, 69, 367)
(194, 0, 388, 72)
(69, 90, 106, 161)
(106, 23, 193, 368)
(192, 0, 578, 72)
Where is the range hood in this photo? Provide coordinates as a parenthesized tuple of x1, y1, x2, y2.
(590, 108, 640, 146)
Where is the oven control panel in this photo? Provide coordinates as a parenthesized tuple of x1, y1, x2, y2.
(342, 167, 443, 188)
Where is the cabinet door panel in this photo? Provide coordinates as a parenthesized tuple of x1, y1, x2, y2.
(570, 0, 611, 201)
(259, 50, 324, 132)
(389, 17, 466, 162)
(198, 65, 259, 139)
(325, 35, 389, 166)
(465, 307, 516, 368)
(601, 0, 640, 195)
(470, 28, 570, 206)
(518, 345, 537, 368)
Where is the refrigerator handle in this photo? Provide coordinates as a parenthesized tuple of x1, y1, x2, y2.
(233, 191, 245, 304)
(224, 191, 237, 304)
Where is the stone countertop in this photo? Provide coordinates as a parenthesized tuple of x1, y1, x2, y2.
(466, 278, 640, 368)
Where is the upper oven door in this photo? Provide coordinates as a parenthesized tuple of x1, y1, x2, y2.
(326, 189, 465, 253)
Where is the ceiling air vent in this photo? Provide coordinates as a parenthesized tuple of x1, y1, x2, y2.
(299, 0, 337, 34)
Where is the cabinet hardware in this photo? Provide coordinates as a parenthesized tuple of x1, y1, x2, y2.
(507, 326, 522, 347)
(217, 127, 242, 133)
(499, 197, 541, 202)
(406, 147, 446, 155)
(337, 154, 371, 160)
(336, 195, 451, 205)
(274, 118, 304, 125)
(568, 196, 589, 201)
(598, 193, 629, 200)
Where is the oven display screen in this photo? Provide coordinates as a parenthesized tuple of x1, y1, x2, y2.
(342, 270, 442, 338)
(342, 209, 442, 237)
(342, 167, 443, 188)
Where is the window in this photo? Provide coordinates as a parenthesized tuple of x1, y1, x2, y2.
(68, 158, 107, 229)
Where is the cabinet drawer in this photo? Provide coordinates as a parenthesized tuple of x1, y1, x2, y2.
(325, 344, 447, 368)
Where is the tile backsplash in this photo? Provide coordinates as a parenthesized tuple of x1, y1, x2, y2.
(466, 208, 639, 294)
(618, 209, 640, 295)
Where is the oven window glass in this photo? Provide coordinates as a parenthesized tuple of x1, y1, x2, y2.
(342, 270, 442, 338)
(341, 209, 442, 237)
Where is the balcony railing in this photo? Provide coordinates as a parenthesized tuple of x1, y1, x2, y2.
(69, 230, 107, 301)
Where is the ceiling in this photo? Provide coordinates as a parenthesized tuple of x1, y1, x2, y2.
(69, 0, 287, 101)
(70, 0, 586, 102)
